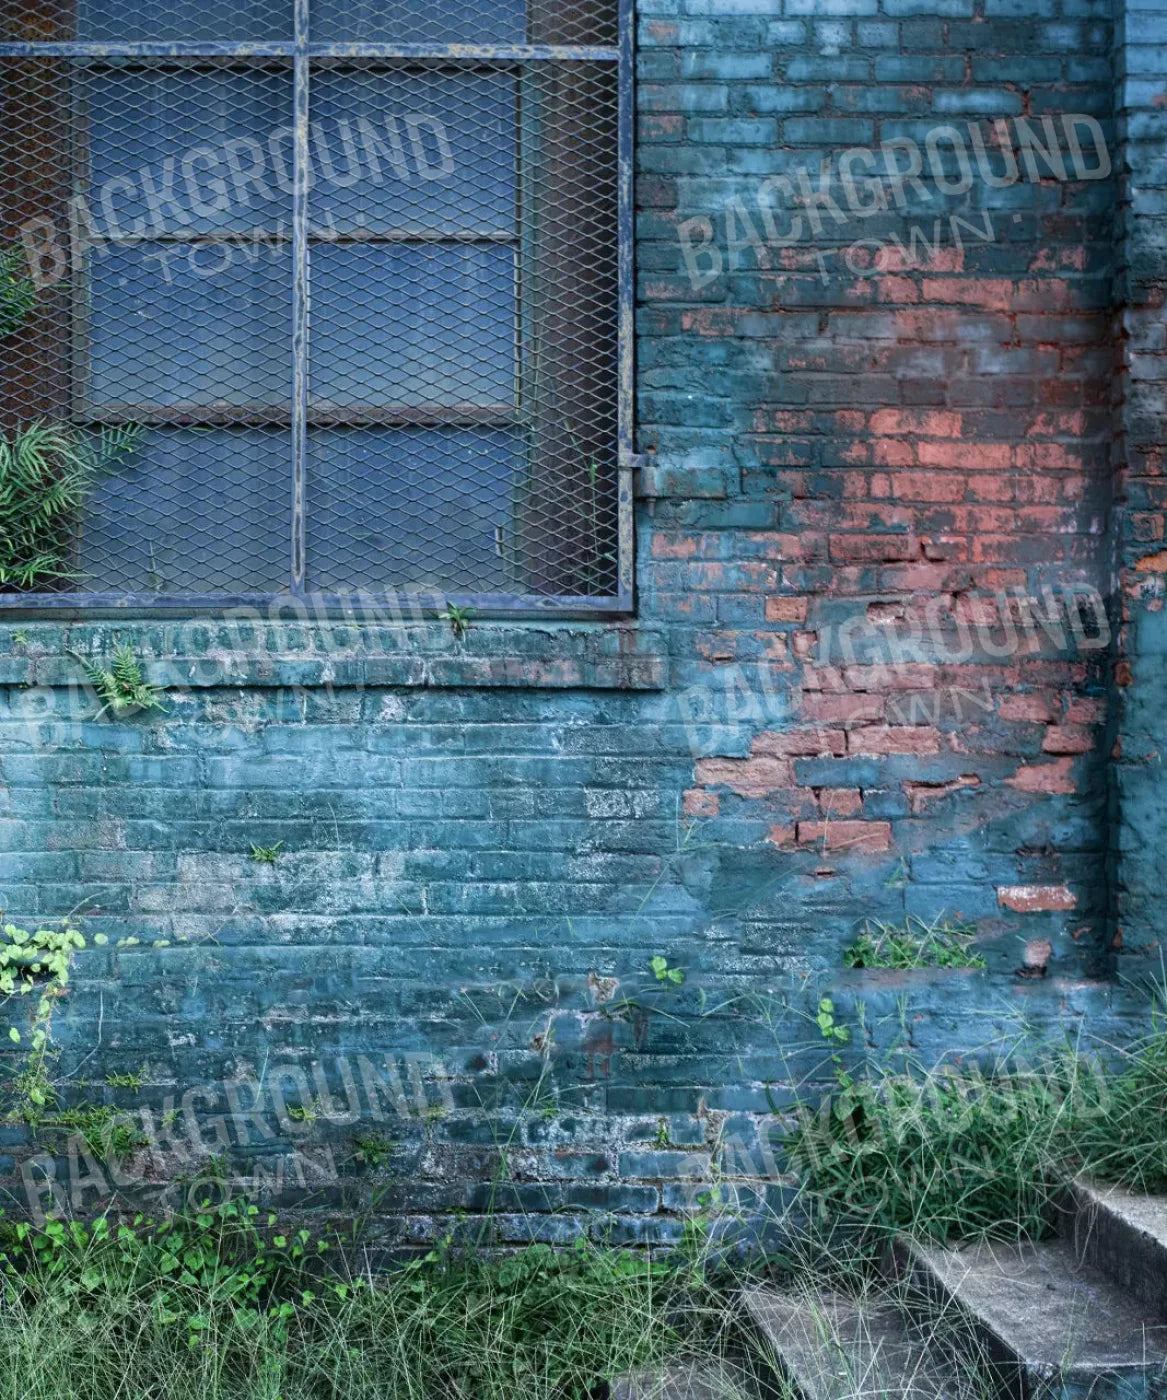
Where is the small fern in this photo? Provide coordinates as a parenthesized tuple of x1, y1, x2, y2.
(0, 421, 142, 589)
(0, 245, 36, 341)
(69, 643, 166, 720)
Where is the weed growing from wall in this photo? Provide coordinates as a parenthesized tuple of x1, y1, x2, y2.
(69, 642, 167, 720)
(842, 915, 985, 970)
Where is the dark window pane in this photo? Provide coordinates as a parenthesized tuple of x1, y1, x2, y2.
(76, 0, 291, 42)
(310, 244, 514, 411)
(306, 427, 522, 593)
(78, 428, 291, 593)
(86, 244, 290, 411)
(307, 0, 618, 46)
(309, 69, 515, 236)
(310, 0, 526, 46)
(87, 69, 292, 238)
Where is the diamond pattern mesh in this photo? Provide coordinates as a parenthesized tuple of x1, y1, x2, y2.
(0, 3, 621, 603)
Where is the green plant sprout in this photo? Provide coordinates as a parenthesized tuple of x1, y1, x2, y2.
(0, 917, 85, 1116)
(815, 996, 850, 1044)
(42, 1103, 147, 1163)
(249, 841, 284, 864)
(0, 422, 142, 589)
(69, 642, 167, 720)
(438, 602, 474, 639)
(104, 1067, 144, 1092)
(353, 1131, 394, 1170)
(649, 955, 685, 985)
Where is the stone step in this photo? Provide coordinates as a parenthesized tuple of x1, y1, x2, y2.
(1062, 1179, 1167, 1322)
(892, 1235, 1167, 1400)
(739, 1284, 966, 1400)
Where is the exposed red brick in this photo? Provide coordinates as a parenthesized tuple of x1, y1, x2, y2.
(1005, 758, 1076, 794)
(1022, 938, 1054, 968)
(902, 775, 980, 813)
(1064, 697, 1106, 724)
(869, 409, 962, 437)
(765, 596, 808, 623)
(799, 694, 886, 724)
(997, 885, 1078, 913)
(920, 277, 1016, 310)
(876, 275, 920, 303)
(695, 757, 795, 796)
(752, 729, 846, 758)
(683, 788, 719, 818)
(843, 664, 937, 693)
(877, 245, 963, 274)
(796, 820, 892, 853)
(828, 534, 918, 564)
(890, 472, 967, 502)
(872, 440, 916, 467)
(998, 693, 1059, 723)
(1042, 725, 1094, 755)
(918, 442, 1012, 471)
(847, 726, 942, 755)
(816, 788, 863, 817)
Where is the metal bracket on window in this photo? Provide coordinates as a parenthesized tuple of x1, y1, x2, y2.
(622, 452, 649, 498)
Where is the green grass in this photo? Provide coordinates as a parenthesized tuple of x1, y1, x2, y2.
(0, 1206, 699, 1400)
(785, 1005, 1167, 1249)
(841, 915, 986, 971)
(2, 992, 1167, 1396)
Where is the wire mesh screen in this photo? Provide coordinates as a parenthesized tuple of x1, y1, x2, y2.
(0, 2, 625, 607)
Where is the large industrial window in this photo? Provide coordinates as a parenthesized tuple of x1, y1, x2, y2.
(0, 0, 632, 613)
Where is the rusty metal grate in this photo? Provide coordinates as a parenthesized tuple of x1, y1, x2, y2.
(0, 0, 632, 613)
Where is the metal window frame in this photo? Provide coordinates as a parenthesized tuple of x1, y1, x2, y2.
(0, 1, 635, 619)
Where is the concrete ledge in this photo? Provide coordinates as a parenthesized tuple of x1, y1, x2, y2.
(1, 622, 670, 692)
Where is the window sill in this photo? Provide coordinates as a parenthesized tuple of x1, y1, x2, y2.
(3, 621, 668, 692)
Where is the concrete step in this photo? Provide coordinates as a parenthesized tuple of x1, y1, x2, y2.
(610, 1358, 760, 1400)
(892, 1235, 1167, 1400)
(740, 1284, 966, 1400)
(1063, 1179, 1167, 1323)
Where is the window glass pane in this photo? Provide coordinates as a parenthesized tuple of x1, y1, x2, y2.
(76, 0, 291, 43)
(306, 428, 522, 593)
(310, 0, 527, 46)
(86, 69, 292, 237)
(310, 244, 514, 410)
(78, 428, 292, 594)
(309, 69, 515, 236)
(85, 245, 290, 410)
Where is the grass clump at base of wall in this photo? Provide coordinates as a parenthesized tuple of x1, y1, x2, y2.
(3, 1001, 1167, 1397)
(0, 1202, 707, 1400)
(784, 1003, 1167, 1249)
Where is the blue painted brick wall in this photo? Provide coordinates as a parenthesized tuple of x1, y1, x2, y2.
(1, 0, 1163, 1238)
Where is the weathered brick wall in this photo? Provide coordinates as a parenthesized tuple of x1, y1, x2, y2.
(639, 0, 1120, 978)
(0, 0, 1162, 1239)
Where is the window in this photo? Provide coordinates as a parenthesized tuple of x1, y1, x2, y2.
(0, 0, 631, 612)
